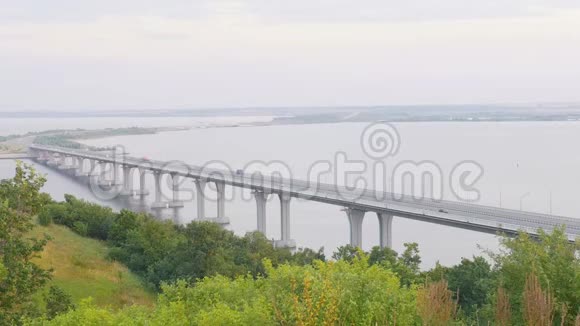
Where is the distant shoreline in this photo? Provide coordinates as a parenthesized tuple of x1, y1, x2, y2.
(4, 107, 580, 154)
(2, 104, 580, 123)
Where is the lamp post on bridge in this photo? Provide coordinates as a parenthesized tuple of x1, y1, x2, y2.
(519, 192, 531, 211)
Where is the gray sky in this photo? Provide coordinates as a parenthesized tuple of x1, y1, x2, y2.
(1, 1, 580, 111)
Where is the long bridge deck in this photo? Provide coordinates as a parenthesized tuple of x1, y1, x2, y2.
(29, 145, 580, 244)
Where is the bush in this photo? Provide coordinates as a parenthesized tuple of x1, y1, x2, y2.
(108, 210, 144, 246)
(44, 286, 75, 319)
(31, 256, 414, 325)
(72, 221, 88, 236)
(39, 203, 68, 226)
(38, 212, 53, 226)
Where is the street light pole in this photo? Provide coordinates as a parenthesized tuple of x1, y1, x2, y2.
(520, 192, 531, 211)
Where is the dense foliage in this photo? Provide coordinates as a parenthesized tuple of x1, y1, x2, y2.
(39, 196, 325, 290)
(489, 229, 580, 325)
(0, 162, 52, 325)
(26, 256, 418, 325)
(26, 229, 580, 325)
(43, 286, 75, 320)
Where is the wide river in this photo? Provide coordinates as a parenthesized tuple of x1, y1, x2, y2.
(2, 117, 580, 268)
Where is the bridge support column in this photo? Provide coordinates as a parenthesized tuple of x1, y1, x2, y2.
(377, 213, 393, 249)
(55, 155, 64, 167)
(74, 157, 87, 177)
(346, 208, 366, 248)
(87, 160, 99, 185)
(274, 193, 296, 248)
(194, 179, 206, 220)
(120, 166, 133, 196)
(113, 163, 119, 185)
(58, 155, 76, 172)
(194, 179, 228, 224)
(254, 190, 268, 234)
(98, 162, 114, 187)
(36, 151, 49, 164)
(89, 160, 98, 176)
(151, 171, 167, 208)
(168, 174, 184, 208)
(99, 161, 107, 179)
(135, 169, 149, 197)
(215, 181, 228, 223)
(47, 153, 58, 167)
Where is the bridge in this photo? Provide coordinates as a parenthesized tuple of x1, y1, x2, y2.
(28, 144, 580, 248)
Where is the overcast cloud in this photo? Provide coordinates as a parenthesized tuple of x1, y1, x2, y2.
(1, 1, 580, 111)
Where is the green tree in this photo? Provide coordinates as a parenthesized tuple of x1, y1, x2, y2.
(331, 244, 360, 262)
(37, 204, 66, 227)
(446, 256, 495, 316)
(44, 286, 75, 319)
(394, 242, 421, 287)
(0, 162, 52, 324)
(290, 247, 325, 265)
(490, 228, 579, 325)
(0, 161, 49, 214)
(108, 209, 144, 246)
(399, 242, 421, 272)
(61, 195, 115, 240)
(368, 245, 398, 267)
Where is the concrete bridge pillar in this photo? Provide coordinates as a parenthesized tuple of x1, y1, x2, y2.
(194, 179, 206, 220)
(215, 181, 226, 219)
(193, 179, 228, 224)
(275, 193, 296, 248)
(58, 155, 68, 168)
(98, 162, 114, 187)
(169, 174, 184, 208)
(47, 153, 58, 166)
(377, 213, 393, 249)
(150, 172, 183, 208)
(113, 163, 119, 185)
(99, 161, 108, 179)
(87, 160, 99, 185)
(137, 169, 149, 197)
(254, 190, 268, 234)
(151, 171, 165, 208)
(120, 166, 132, 196)
(346, 208, 366, 248)
(58, 155, 76, 173)
(36, 151, 49, 163)
(89, 160, 98, 176)
(73, 157, 80, 175)
(74, 157, 87, 177)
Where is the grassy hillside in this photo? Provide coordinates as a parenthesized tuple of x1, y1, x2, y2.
(28, 223, 155, 309)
